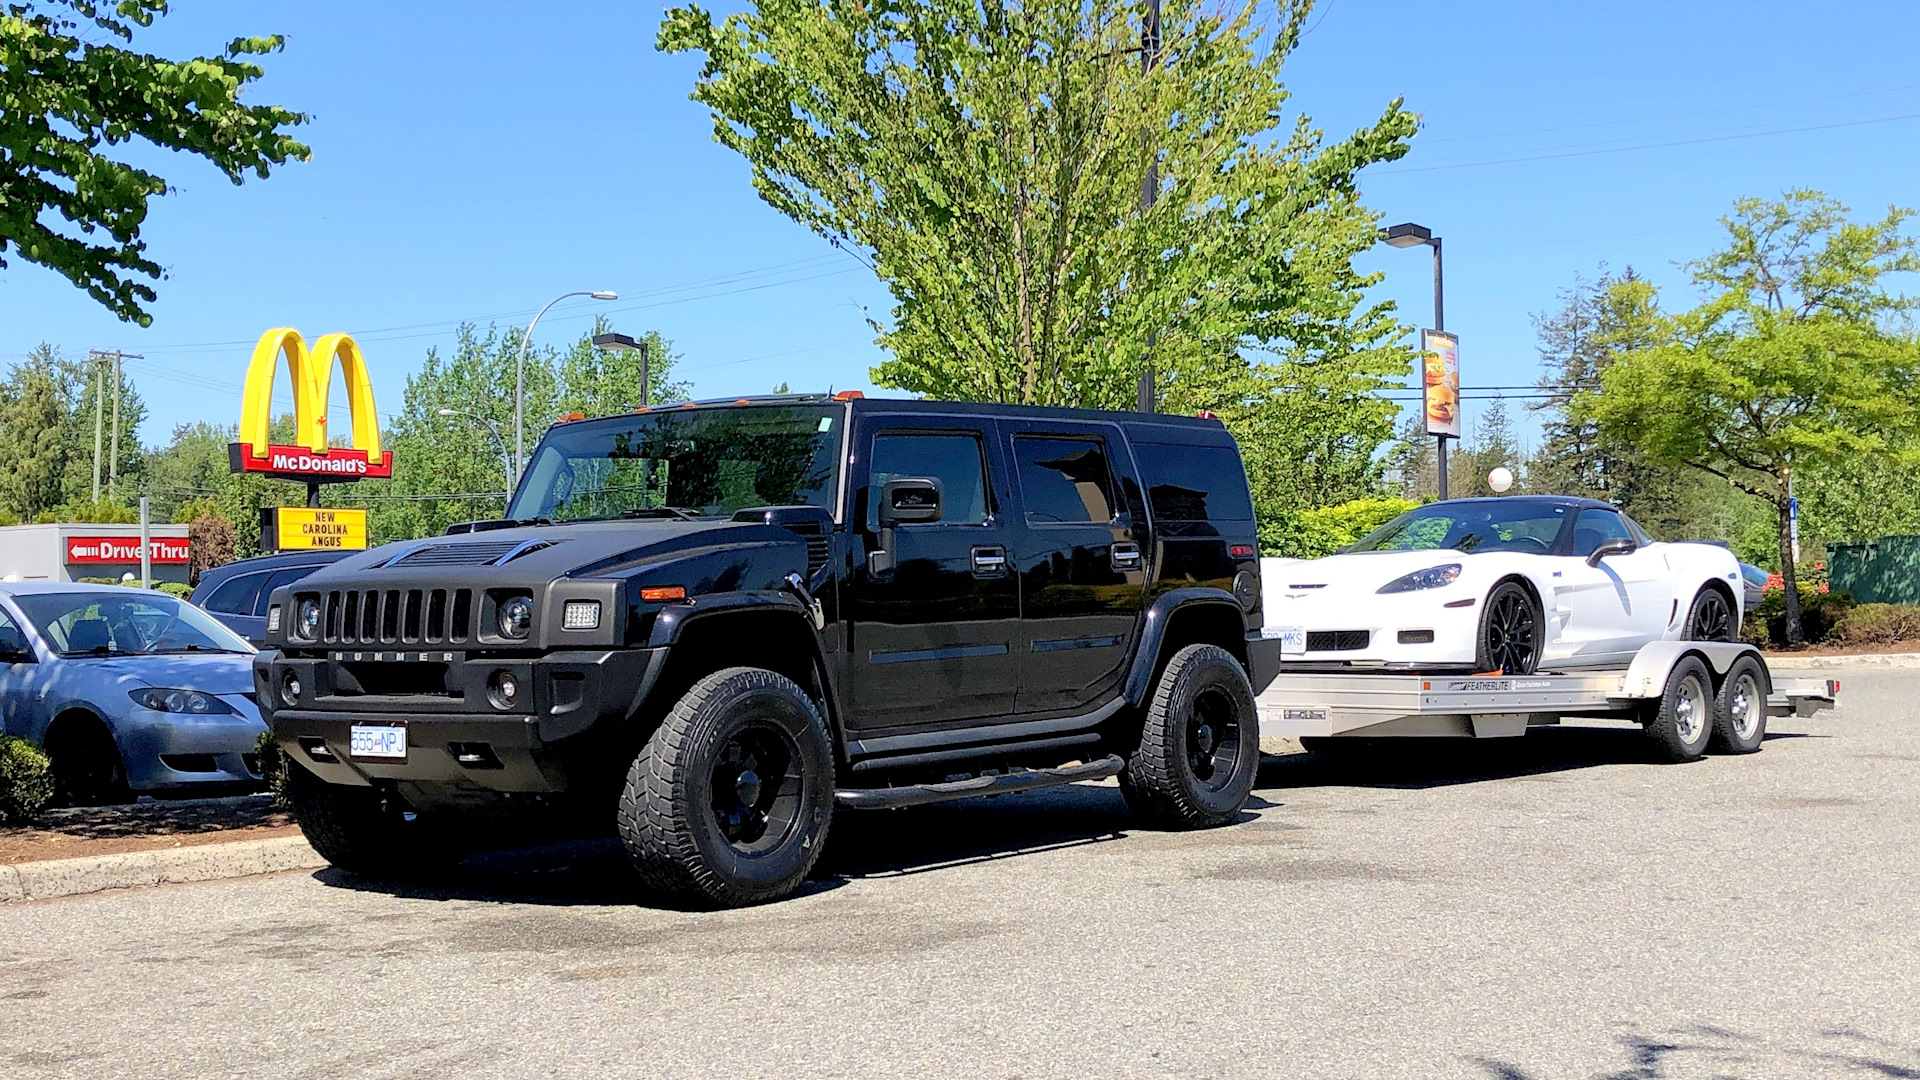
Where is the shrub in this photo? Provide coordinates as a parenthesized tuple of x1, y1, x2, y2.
(1261, 497, 1420, 559)
(153, 581, 193, 599)
(1748, 584, 1856, 647)
(255, 730, 292, 813)
(0, 736, 54, 825)
(1832, 603, 1920, 648)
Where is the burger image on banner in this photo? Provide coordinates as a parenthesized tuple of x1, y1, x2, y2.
(1420, 329, 1461, 438)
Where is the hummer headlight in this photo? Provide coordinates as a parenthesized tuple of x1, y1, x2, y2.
(498, 595, 534, 639)
(296, 598, 322, 640)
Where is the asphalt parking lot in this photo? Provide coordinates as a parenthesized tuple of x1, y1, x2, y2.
(0, 665, 1913, 1080)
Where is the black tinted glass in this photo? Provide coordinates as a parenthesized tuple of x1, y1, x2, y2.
(1015, 438, 1115, 524)
(1573, 509, 1634, 557)
(1354, 502, 1568, 554)
(871, 433, 989, 525)
(1135, 443, 1254, 522)
(205, 571, 269, 615)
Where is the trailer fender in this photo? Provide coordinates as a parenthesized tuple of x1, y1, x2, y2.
(1620, 640, 1763, 699)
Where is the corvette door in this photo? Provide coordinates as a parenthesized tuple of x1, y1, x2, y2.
(1559, 508, 1674, 661)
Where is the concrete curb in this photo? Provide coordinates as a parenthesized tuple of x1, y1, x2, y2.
(1763, 651, 1920, 669)
(0, 835, 323, 903)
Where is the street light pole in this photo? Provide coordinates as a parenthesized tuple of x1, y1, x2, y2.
(1136, 0, 1162, 415)
(1381, 223, 1448, 499)
(439, 408, 514, 499)
(589, 332, 650, 409)
(515, 290, 616, 483)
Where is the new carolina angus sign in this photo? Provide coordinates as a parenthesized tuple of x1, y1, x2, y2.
(228, 328, 393, 482)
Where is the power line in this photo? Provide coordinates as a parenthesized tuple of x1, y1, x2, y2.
(1381, 111, 1920, 174)
(1417, 82, 1920, 147)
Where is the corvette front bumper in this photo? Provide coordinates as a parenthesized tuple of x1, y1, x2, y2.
(1263, 589, 1484, 668)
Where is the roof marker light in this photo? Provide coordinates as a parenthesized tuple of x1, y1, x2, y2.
(833, 390, 865, 401)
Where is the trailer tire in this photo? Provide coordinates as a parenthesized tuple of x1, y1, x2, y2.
(1643, 655, 1714, 763)
(1710, 655, 1769, 755)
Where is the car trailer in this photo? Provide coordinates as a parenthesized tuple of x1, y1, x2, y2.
(1256, 641, 1837, 763)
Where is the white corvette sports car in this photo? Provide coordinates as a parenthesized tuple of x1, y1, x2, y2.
(1262, 497, 1745, 673)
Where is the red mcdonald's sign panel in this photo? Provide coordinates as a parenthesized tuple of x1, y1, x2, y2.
(66, 537, 192, 565)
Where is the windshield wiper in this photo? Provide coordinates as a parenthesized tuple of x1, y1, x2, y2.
(65, 647, 136, 658)
(619, 506, 703, 521)
(153, 645, 250, 655)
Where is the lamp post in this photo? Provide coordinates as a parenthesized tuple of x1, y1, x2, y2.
(1136, 0, 1163, 415)
(590, 332, 650, 409)
(439, 408, 514, 498)
(1380, 222, 1448, 498)
(515, 290, 617, 482)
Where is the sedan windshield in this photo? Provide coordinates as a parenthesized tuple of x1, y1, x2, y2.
(12, 591, 254, 657)
(508, 404, 843, 522)
(1352, 502, 1571, 555)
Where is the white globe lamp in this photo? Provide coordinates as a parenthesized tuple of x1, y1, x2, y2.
(1488, 466, 1515, 493)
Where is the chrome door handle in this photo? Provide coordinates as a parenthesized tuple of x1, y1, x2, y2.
(971, 546, 1008, 576)
(1111, 542, 1143, 572)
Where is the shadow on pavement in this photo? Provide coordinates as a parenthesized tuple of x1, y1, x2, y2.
(1467, 1023, 1920, 1079)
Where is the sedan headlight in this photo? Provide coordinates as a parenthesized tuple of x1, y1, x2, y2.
(1377, 564, 1463, 594)
(130, 688, 236, 715)
(295, 598, 322, 640)
(497, 595, 534, 640)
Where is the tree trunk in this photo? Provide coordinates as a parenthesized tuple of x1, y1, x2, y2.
(1776, 496, 1804, 646)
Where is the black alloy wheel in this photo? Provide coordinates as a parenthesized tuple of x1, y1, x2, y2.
(708, 724, 803, 855)
(1686, 588, 1736, 642)
(1185, 685, 1244, 793)
(1478, 582, 1540, 675)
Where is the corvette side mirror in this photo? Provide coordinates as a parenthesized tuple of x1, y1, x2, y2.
(1586, 537, 1637, 567)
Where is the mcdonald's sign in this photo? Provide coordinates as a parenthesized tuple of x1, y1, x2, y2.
(227, 328, 393, 482)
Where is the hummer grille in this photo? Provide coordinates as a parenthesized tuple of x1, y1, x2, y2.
(322, 588, 474, 646)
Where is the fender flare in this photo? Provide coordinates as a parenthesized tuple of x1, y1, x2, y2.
(1121, 587, 1248, 709)
(640, 591, 848, 747)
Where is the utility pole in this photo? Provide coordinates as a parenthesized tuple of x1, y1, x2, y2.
(1136, 0, 1161, 415)
(90, 349, 142, 499)
(89, 351, 107, 501)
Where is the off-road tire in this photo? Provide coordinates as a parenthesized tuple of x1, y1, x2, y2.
(1710, 654, 1769, 755)
(1475, 581, 1541, 675)
(1684, 586, 1738, 642)
(284, 760, 458, 877)
(1643, 655, 1714, 763)
(1119, 644, 1259, 829)
(617, 667, 835, 908)
(47, 717, 131, 807)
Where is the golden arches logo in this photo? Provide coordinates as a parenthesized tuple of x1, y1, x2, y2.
(227, 328, 394, 482)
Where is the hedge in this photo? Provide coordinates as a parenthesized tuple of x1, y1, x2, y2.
(0, 736, 54, 825)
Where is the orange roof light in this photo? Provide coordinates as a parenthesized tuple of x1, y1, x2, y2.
(682, 402, 698, 409)
(634, 406, 651, 413)
(639, 585, 687, 602)
(833, 390, 865, 401)
(558, 411, 586, 423)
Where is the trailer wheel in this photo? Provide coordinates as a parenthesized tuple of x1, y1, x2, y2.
(1710, 655, 1769, 754)
(1643, 655, 1714, 763)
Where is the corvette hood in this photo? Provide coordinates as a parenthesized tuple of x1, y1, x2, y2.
(1267, 550, 1492, 596)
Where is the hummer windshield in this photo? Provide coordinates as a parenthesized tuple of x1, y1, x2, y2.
(508, 403, 844, 522)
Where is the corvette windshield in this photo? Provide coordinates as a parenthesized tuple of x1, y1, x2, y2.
(509, 404, 843, 522)
(1352, 502, 1570, 555)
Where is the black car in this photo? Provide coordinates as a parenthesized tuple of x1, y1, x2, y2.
(192, 550, 354, 645)
(256, 394, 1279, 906)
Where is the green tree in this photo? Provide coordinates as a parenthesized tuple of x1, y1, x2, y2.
(0, 1, 309, 324)
(1582, 191, 1920, 643)
(659, 0, 1416, 537)
(0, 346, 76, 518)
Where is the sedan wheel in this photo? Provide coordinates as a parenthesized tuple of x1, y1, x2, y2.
(1476, 582, 1540, 675)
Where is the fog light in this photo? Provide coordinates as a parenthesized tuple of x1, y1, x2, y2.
(562, 600, 601, 630)
(488, 670, 520, 710)
(281, 670, 302, 706)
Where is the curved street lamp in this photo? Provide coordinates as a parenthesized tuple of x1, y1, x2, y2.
(515, 290, 616, 481)
(437, 408, 515, 499)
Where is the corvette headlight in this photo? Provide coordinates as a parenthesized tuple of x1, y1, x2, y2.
(1378, 564, 1462, 594)
(131, 688, 235, 715)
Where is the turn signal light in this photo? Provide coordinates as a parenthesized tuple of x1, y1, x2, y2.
(639, 585, 687, 602)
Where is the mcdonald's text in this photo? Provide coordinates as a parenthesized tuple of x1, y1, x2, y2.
(229, 442, 394, 481)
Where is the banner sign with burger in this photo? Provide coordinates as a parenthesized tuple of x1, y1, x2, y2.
(1420, 329, 1461, 438)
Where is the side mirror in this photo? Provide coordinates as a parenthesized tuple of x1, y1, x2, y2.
(1586, 536, 1638, 567)
(0, 630, 33, 663)
(879, 478, 943, 525)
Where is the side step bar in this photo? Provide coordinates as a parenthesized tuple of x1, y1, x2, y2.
(834, 754, 1124, 810)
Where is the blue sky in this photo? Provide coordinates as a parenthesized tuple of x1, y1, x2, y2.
(4, 0, 1917, 454)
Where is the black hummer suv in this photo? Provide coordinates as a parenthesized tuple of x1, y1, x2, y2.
(256, 395, 1279, 906)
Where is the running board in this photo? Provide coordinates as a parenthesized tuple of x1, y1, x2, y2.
(833, 754, 1124, 810)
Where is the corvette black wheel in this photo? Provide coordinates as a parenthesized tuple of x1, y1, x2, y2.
(1475, 581, 1540, 675)
(1684, 587, 1737, 642)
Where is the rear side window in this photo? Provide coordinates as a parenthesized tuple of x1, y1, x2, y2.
(1014, 437, 1116, 524)
(256, 568, 318, 615)
(203, 571, 270, 616)
(870, 432, 991, 525)
(1133, 442, 1254, 522)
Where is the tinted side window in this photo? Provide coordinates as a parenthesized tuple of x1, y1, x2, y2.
(257, 568, 317, 615)
(204, 571, 270, 615)
(1134, 442, 1254, 522)
(1572, 509, 1634, 557)
(870, 432, 991, 525)
(1015, 437, 1116, 524)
